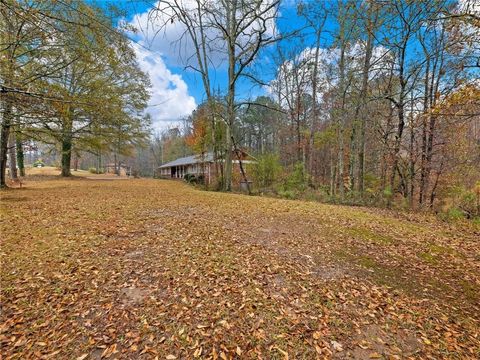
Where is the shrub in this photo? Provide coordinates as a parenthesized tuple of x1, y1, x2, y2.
(302, 188, 327, 202)
(273, 162, 311, 200)
(364, 173, 381, 192)
(196, 174, 205, 184)
(460, 190, 477, 216)
(343, 190, 364, 205)
(249, 153, 282, 189)
(446, 207, 465, 220)
(89, 167, 104, 174)
(443, 184, 480, 219)
(277, 189, 297, 199)
(383, 186, 393, 199)
(183, 173, 205, 185)
(284, 162, 307, 192)
(33, 159, 45, 168)
(380, 186, 393, 206)
(184, 173, 195, 183)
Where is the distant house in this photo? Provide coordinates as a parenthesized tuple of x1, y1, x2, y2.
(157, 151, 254, 185)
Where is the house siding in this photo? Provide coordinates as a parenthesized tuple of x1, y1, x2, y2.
(157, 152, 254, 187)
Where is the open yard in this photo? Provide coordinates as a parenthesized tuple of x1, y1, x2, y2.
(1, 173, 479, 359)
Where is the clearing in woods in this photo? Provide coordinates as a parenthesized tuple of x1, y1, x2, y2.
(1, 172, 479, 359)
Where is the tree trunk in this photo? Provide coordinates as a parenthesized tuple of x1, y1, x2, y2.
(223, 1, 236, 192)
(96, 151, 101, 173)
(429, 155, 444, 208)
(389, 103, 405, 202)
(224, 120, 233, 191)
(74, 154, 79, 171)
(61, 135, 72, 177)
(388, 42, 408, 205)
(380, 104, 394, 189)
(421, 114, 437, 203)
(296, 111, 302, 163)
(0, 96, 13, 188)
(61, 107, 74, 177)
(16, 132, 25, 177)
(419, 116, 428, 204)
(232, 137, 251, 194)
(308, 19, 325, 179)
(420, 44, 443, 206)
(8, 131, 17, 179)
(357, 11, 375, 194)
(330, 151, 336, 196)
(419, 55, 430, 205)
(408, 112, 415, 207)
(114, 152, 118, 175)
(349, 123, 356, 191)
(337, 39, 347, 200)
(1, 5, 15, 188)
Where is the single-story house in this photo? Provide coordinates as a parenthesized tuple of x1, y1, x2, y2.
(157, 151, 254, 185)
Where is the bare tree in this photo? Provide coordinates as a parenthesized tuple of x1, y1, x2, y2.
(204, 0, 280, 190)
(298, 1, 328, 178)
(353, 0, 380, 194)
(333, 0, 358, 199)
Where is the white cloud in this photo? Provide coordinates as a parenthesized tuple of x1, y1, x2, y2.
(267, 43, 393, 109)
(127, 1, 195, 64)
(456, 0, 480, 15)
(127, 0, 277, 67)
(132, 43, 196, 131)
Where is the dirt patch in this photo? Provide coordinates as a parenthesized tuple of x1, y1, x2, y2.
(272, 274, 286, 287)
(311, 264, 348, 280)
(119, 287, 151, 306)
(125, 250, 144, 258)
(0, 196, 30, 202)
(340, 325, 422, 359)
(395, 328, 423, 356)
(85, 177, 131, 180)
(240, 225, 350, 281)
(144, 223, 166, 234)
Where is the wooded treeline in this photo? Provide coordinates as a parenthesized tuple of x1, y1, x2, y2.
(2, 0, 479, 218)
(151, 0, 479, 217)
(0, 0, 151, 187)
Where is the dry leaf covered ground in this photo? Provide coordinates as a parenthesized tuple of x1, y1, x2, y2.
(1, 171, 479, 359)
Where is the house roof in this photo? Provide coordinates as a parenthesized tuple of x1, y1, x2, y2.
(159, 153, 214, 168)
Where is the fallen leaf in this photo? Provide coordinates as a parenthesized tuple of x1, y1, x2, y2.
(422, 337, 432, 345)
(193, 347, 202, 357)
(331, 340, 343, 352)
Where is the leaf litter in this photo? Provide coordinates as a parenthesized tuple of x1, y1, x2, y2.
(1, 178, 479, 359)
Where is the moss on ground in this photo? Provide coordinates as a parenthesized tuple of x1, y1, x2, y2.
(345, 226, 395, 245)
